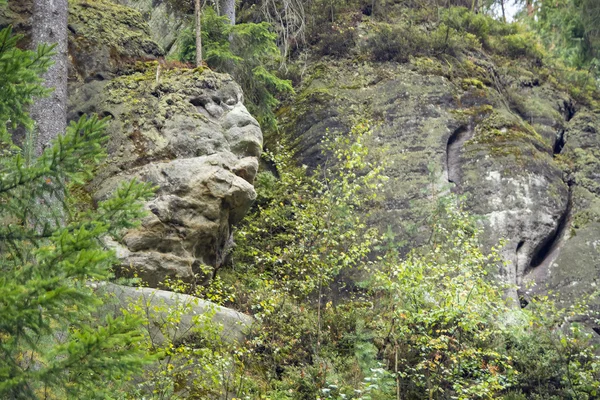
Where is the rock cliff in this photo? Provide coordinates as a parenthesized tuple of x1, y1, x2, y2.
(280, 51, 597, 305)
(5, 0, 600, 310)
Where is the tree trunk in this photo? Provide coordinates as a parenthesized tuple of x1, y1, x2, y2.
(195, 0, 202, 66)
(526, 0, 534, 16)
(31, 0, 68, 157)
(219, 0, 235, 25)
(500, 0, 506, 22)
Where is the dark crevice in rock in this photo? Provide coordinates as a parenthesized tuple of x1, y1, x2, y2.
(564, 100, 576, 122)
(519, 296, 529, 309)
(527, 184, 572, 273)
(553, 129, 566, 155)
(516, 240, 525, 253)
(446, 125, 472, 184)
(552, 101, 575, 156)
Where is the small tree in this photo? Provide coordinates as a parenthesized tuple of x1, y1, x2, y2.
(178, 8, 293, 129)
(0, 25, 154, 398)
(372, 198, 516, 399)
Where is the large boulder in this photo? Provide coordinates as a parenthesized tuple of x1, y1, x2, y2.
(70, 66, 262, 288)
(97, 282, 253, 344)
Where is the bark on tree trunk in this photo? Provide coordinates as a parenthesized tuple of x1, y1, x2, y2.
(219, 0, 235, 25)
(195, 0, 202, 66)
(31, 0, 68, 157)
(500, 0, 506, 22)
(527, 0, 534, 16)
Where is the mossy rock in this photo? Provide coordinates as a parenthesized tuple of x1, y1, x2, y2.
(279, 54, 572, 300)
(69, 65, 263, 288)
(1, 0, 163, 83)
(68, 0, 163, 83)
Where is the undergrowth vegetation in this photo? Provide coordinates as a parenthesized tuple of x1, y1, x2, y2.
(155, 122, 600, 399)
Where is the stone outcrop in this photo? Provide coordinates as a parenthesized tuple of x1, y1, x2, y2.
(67, 0, 163, 84)
(521, 111, 600, 307)
(112, 0, 186, 57)
(280, 58, 574, 302)
(4, 0, 262, 290)
(70, 66, 262, 287)
(3, 0, 258, 334)
(0, 0, 163, 85)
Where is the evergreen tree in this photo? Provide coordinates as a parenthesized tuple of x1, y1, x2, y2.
(178, 8, 293, 129)
(0, 23, 154, 399)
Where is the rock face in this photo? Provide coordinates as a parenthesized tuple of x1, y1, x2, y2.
(3, 0, 262, 292)
(0, 0, 163, 84)
(67, 0, 163, 84)
(280, 58, 575, 302)
(522, 111, 600, 307)
(70, 66, 262, 287)
(112, 0, 187, 57)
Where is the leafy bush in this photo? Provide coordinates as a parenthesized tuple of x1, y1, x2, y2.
(315, 21, 357, 57)
(224, 122, 387, 396)
(365, 23, 424, 62)
(371, 197, 516, 399)
(364, 18, 479, 63)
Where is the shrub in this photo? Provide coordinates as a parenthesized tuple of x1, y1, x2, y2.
(315, 21, 357, 57)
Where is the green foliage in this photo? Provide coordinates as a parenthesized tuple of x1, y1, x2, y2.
(121, 280, 246, 399)
(528, 0, 600, 74)
(0, 26, 154, 398)
(234, 122, 386, 301)
(364, 21, 472, 63)
(372, 198, 516, 399)
(228, 158, 600, 399)
(363, 7, 543, 64)
(178, 7, 293, 130)
(219, 122, 387, 397)
(0, 27, 54, 143)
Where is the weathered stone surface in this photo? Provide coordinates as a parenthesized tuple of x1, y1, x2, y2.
(0, 0, 163, 84)
(97, 282, 253, 344)
(70, 67, 262, 287)
(522, 111, 600, 308)
(280, 59, 572, 301)
(112, 0, 186, 57)
(67, 0, 163, 83)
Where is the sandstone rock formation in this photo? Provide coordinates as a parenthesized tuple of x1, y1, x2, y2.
(70, 66, 262, 288)
(3, 0, 262, 290)
(97, 282, 253, 344)
(0, 0, 163, 85)
(112, 0, 186, 57)
(280, 59, 580, 303)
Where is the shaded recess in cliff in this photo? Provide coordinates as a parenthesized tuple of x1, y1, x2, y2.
(446, 125, 472, 184)
(525, 185, 572, 279)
